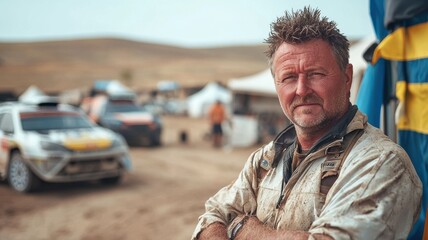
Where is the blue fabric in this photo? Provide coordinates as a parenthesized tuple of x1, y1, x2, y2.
(370, 0, 388, 40)
(400, 131, 427, 239)
(396, 11, 428, 240)
(357, 0, 427, 238)
(356, 62, 384, 127)
(397, 58, 428, 83)
(355, 0, 389, 127)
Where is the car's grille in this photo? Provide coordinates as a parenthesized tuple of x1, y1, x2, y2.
(126, 125, 151, 131)
(60, 158, 121, 175)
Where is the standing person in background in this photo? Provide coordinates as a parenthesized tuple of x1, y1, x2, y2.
(192, 7, 422, 240)
(208, 100, 226, 148)
(80, 92, 107, 124)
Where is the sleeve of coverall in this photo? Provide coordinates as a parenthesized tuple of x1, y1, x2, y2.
(308, 144, 422, 240)
(191, 148, 262, 240)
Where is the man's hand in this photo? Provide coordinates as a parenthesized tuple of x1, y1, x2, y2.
(198, 216, 333, 240)
(233, 215, 332, 240)
(198, 222, 228, 240)
(232, 215, 280, 239)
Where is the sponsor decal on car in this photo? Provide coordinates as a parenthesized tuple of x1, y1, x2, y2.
(63, 137, 112, 151)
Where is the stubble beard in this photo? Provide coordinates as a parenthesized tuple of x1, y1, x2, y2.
(287, 93, 349, 134)
(293, 108, 328, 129)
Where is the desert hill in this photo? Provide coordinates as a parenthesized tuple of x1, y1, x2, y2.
(0, 38, 269, 95)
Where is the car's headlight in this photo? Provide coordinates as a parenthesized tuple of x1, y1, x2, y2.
(30, 157, 62, 174)
(40, 141, 69, 152)
(111, 135, 127, 148)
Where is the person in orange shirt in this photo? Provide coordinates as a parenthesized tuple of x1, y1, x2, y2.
(208, 100, 225, 148)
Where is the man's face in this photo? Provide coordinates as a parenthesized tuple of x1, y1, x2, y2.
(272, 39, 353, 133)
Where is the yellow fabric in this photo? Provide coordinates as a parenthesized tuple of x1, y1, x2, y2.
(372, 22, 428, 64)
(396, 81, 428, 134)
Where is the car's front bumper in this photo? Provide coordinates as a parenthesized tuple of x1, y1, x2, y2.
(24, 147, 132, 183)
(112, 125, 162, 146)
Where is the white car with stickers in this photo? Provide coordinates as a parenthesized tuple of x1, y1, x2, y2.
(0, 101, 132, 192)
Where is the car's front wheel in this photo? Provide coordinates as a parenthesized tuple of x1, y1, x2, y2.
(8, 152, 41, 193)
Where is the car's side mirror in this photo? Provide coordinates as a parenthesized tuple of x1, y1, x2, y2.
(3, 130, 14, 135)
(1, 125, 14, 135)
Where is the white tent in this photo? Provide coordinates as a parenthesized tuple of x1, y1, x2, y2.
(106, 80, 136, 100)
(228, 70, 282, 116)
(349, 35, 376, 103)
(157, 80, 179, 92)
(18, 85, 45, 102)
(19, 85, 59, 104)
(228, 69, 275, 96)
(187, 82, 232, 118)
(227, 70, 283, 147)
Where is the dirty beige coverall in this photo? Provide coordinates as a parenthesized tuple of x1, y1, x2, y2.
(192, 111, 422, 239)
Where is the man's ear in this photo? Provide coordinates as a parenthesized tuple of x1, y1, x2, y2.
(345, 64, 353, 89)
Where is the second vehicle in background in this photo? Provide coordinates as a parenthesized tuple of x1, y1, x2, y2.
(81, 80, 163, 147)
(97, 98, 162, 147)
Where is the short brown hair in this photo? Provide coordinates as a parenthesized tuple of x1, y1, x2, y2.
(265, 7, 349, 71)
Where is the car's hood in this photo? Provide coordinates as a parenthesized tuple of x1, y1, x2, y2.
(28, 127, 115, 151)
(114, 112, 154, 124)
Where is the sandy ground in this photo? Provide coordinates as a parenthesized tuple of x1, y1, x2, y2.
(0, 115, 256, 240)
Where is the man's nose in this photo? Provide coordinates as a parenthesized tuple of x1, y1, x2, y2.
(295, 75, 312, 96)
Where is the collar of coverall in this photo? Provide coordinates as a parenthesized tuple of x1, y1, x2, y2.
(271, 104, 358, 167)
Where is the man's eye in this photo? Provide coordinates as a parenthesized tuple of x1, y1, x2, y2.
(281, 75, 296, 82)
(308, 72, 324, 78)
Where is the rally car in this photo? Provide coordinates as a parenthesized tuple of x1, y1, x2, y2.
(96, 99, 162, 147)
(0, 100, 132, 192)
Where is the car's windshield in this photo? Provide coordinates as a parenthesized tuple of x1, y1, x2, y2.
(20, 111, 93, 131)
(105, 101, 144, 113)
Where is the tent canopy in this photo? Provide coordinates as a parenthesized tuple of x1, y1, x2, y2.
(106, 80, 136, 100)
(228, 69, 276, 97)
(187, 82, 231, 118)
(18, 85, 59, 104)
(18, 85, 45, 102)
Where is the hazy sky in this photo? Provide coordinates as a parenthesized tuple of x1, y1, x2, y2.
(0, 0, 373, 48)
